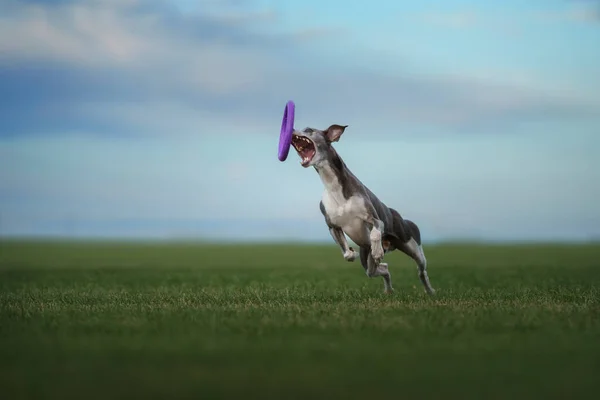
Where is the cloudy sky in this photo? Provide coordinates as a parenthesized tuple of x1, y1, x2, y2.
(1, 0, 599, 242)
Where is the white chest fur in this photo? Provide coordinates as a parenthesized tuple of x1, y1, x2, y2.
(317, 165, 369, 245)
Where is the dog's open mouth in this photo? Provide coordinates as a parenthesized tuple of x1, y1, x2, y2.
(292, 135, 316, 167)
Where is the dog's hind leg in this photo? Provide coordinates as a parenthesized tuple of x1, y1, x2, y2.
(399, 236, 435, 295)
(359, 246, 393, 294)
(391, 216, 434, 295)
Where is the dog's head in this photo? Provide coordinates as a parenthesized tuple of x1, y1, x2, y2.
(291, 124, 348, 168)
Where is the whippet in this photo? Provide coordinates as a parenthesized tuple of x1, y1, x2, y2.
(291, 124, 435, 295)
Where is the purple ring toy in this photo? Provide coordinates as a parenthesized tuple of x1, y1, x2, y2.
(278, 100, 295, 161)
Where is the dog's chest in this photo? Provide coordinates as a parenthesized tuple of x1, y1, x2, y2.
(318, 166, 367, 241)
(322, 190, 363, 226)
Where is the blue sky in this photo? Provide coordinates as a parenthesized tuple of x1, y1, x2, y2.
(1, 0, 599, 242)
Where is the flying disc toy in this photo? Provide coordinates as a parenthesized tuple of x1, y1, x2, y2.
(278, 100, 295, 161)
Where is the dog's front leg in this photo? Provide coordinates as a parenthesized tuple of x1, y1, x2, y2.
(368, 218, 385, 264)
(358, 202, 385, 266)
(321, 201, 357, 262)
(359, 246, 393, 293)
(329, 227, 358, 262)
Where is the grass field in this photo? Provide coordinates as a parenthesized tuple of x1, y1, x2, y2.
(1, 240, 599, 399)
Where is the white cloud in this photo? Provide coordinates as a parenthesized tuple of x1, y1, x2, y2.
(0, 0, 597, 140)
(0, 1, 278, 96)
(0, 2, 147, 66)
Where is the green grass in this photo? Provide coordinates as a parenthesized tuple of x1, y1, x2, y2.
(1, 240, 599, 399)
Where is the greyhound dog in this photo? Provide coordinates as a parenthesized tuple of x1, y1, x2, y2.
(291, 124, 435, 295)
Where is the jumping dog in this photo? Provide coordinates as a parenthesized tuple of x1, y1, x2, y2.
(291, 124, 435, 294)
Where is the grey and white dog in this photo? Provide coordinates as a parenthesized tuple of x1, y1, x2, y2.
(291, 124, 435, 295)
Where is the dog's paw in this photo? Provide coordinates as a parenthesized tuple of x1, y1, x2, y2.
(343, 247, 358, 262)
(371, 244, 384, 264)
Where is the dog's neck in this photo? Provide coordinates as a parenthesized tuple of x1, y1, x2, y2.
(314, 147, 354, 201)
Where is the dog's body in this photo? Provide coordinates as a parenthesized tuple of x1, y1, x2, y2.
(291, 125, 434, 294)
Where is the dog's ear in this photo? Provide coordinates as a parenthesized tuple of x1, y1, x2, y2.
(323, 124, 348, 143)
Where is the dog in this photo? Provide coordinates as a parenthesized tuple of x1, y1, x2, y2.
(291, 124, 435, 295)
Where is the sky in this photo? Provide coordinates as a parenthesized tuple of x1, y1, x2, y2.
(1, 0, 599, 243)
